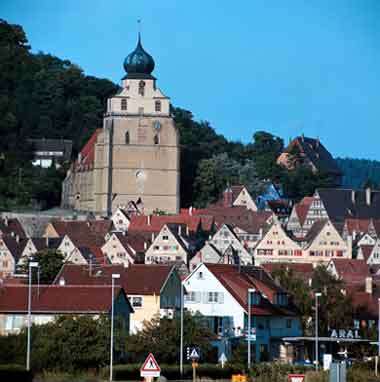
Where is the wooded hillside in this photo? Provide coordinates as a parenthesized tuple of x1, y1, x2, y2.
(1, 19, 376, 211)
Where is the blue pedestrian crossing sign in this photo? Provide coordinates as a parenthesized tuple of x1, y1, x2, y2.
(186, 346, 200, 361)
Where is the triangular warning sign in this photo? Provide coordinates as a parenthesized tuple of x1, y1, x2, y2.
(140, 353, 161, 376)
(190, 348, 199, 359)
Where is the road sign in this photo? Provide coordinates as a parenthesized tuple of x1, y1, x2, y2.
(140, 353, 161, 377)
(186, 346, 200, 361)
(287, 375, 305, 382)
(219, 352, 227, 368)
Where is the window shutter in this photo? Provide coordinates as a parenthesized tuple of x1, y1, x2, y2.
(203, 292, 209, 303)
(196, 292, 201, 303)
(218, 292, 224, 303)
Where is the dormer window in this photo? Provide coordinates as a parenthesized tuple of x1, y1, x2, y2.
(155, 100, 161, 112)
(121, 98, 127, 111)
(138, 80, 145, 96)
(274, 293, 288, 306)
(249, 292, 261, 305)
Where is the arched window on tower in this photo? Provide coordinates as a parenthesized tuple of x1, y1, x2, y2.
(125, 131, 130, 144)
(155, 100, 161, 112)
(154, 133, 159, 145)
(121, 98, 127, 111)
(138, 80, 145, 96)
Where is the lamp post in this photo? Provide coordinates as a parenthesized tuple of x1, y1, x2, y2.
(377, 298, 380, 376)
(110, 273, 120, 382)
(180, 283, 184, 375)
(247, 288, 255, 370)
(26, 261, 39, 371)
(315, 292, 322, 372)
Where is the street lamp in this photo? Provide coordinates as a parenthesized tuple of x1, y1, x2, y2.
(26, 261, 39, 371)
(247, 288, 255, 370)
(110, 273, 120, 382)
(180, 283, 184, 375)
(315, 292, 322, 372)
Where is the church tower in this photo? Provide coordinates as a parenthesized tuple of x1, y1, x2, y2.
(63, 34, 180, 215)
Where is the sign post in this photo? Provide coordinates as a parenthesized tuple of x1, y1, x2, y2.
(140, 353, 161, 381)
(187, 346, 200, 382)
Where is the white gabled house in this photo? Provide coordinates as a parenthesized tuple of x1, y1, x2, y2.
(253, 221, 303, 265)
(145, 224, 189, 264)
(183, 263, 302, 363)
(111, 207, 131, 232)
(357, 240, 380, 265)
(210, 224, 252, 265)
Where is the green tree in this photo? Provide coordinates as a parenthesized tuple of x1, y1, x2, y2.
(272, 264, 353, 337)
(18, 249, 64, 284)
(125, 312, 216, 364)
(194, 153, 266, 207)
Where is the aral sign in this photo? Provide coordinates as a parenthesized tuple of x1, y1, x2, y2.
(330, 329, 360, 339)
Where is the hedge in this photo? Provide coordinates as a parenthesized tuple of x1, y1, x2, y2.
(104, 363, 244, 380)
(0, 364, 33, 382)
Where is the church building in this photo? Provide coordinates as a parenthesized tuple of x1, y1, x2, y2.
(62, 34, 180, 215)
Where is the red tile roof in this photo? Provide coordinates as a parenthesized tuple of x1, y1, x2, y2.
(205, 264, 296, 316)
(0, 285, 125, 313)
(262, 262, 314, 280)
(330, 259, 370, 284)
(53, 264, 175, 296)
(359, 245, 374, 262)
(75, 129, 102, 171)
(344, 218, 371, 235)
(0, 218, 26, 238)
(186, 207, 272, 233)
(128, 215, 210, 234)
(50, 220, 113, 247)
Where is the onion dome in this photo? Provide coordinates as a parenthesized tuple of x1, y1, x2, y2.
(123, 33, 155, 79)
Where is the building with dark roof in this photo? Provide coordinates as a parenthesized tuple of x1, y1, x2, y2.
(28, 138, 72, 168)
(277, 135, 342, 186)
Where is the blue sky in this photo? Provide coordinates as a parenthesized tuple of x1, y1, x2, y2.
(2, 0, 380, 159)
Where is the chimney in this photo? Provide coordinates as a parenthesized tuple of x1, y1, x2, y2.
(15, 235, 19, 244)
(178, 225, 182, 236)
(59, 277, 66, 286)
(316, 137, 320, 148)
(301, 134, 305, 142)
(144, 241, 147, 250)
(365, 277, 372, 295)
(186, 225, 189, 236)
(223, 185, 233, 208)
(189, 206, 193, 216)
(4, 216, 8, 226)
(147, 215, 151, 226)
(46, 236, 49, 247)
(366, 187, 371, 206)
(151, 232, 155, 242)
(351, 190, 355, 204)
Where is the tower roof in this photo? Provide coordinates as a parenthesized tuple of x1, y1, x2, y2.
(123, 33, 155, 79)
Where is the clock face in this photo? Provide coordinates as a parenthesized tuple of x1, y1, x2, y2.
(154, 120, 161, 131)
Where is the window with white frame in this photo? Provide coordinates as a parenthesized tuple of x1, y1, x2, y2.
(129, 296, 143, 308)
(205, 291, 224, 303)
(185, 291, 201, 303)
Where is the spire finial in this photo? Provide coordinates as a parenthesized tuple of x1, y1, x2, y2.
(137, 19, 142, 43)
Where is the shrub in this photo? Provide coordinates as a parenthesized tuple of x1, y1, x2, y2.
(104, 363, 244, 380)
(0, 364, 33, 382)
